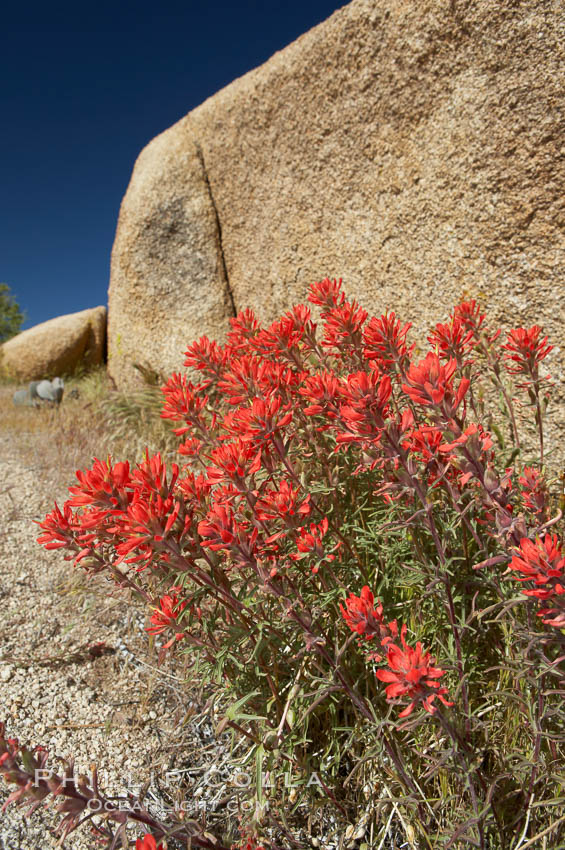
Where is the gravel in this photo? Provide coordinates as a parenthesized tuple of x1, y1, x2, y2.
(0, 428, 235, 850)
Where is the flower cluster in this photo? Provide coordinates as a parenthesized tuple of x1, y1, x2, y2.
(341, 587, 452, 717)
(510, 535, 565, 627)
(32, 279, 561, 848)
(502, 325, 553, 384)
(37, 279, 557, 665)
(340, 586, 396, 644)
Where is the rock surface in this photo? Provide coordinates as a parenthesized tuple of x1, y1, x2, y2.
(108, 123, 234, 388)
(1, 306, 106, 381)
(108, 0, 564, 439)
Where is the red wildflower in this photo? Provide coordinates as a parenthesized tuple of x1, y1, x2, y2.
(376, 625, 453, 717)
(254, 481, 311, 523)
(114, 490, 180, 567)
(402, 425, 452, 488)
(177, 471, 212, 506)
(428, 316, 475, 363)
(178, 437, 202, 456)
(198, 502, 238, 551)
(402, 353, 469, 414)
(295, 518, 329, 554)
(183, 336, 228, 388)
(322, 301, 368, 351)
(510, 535, 565, 628)
(337, 371, 392, 447)
(36, 501, 76, 550)
(510, 535, 565, 600)
(340, 586, 397, 645)
(307, 277, 345, 312)
(519, 467, 548, 519)
(341, 371, 392, 411)
(363, 312, 413, 372)
(198, 500, 258, 563)
(132, 452, 179, 499)
(440, 423, 492, 453)
(225, 397, 293, 447)
(453, 300, 486, 335)
(136, 835, 164, 850)
(300, 371, 343, 419)
(217, 355, 301, 405)
(146, 594, 187, 648)
(502, 326, 553, 380)
(403, 425, 445, 462)
(160, 373, 210, 436)
(227, 308, 261, 352)
(207, 439, 262, 486)
(292, 518, 332, 571)
(251, 304, 315, 356)
(67, 457, 131, 510)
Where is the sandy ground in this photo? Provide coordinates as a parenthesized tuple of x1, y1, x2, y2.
(0, 400, 234, 850)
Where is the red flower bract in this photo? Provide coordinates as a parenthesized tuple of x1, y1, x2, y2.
(227, 308, 260, 353)
(183, 335, 228, 388)
(146, 594, 187, 649)
(376, 625, 453, 717)
(68, 457, 131, 510)
(254, 481, 311, 523)
(519, 467, 548, 519)
(340, 586, 397, 646)
(510, 534, 565, 599)
(225, 397, 293, 447)
(510, 535, 565, 629)
(340, 586, 383, 637)
(336, 371, 392, 447)
(307, 277, 345, 312)
(36, 501, 76, 550)
(322, 300, 368, 350)
(160, 372, 210, 436)
(402, 352, 469, 414)
(453, 299, 485, 335)
(363, 312, 413, 371)
(300, 371, 343, 420)
(428, 316, 475, 362)
(207, 439, 262, 486)
(502, 326, 552, 377)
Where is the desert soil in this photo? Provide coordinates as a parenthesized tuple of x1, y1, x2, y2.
(0, 392, 233, 850)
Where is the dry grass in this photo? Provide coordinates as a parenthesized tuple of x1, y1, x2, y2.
(0, 367, 178, 491)
(0, 365, 186, 711)
(0, 365, 192, 725)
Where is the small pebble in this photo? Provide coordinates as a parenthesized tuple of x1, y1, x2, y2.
(0, 665, 13, 682)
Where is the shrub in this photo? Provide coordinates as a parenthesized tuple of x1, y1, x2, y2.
(3, 279, 563, 849)
(0, 282, 25, 344)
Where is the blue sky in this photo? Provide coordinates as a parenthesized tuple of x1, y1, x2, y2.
(1, 0, 345, 330)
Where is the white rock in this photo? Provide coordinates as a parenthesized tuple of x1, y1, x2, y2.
(0, 665, 13, 682)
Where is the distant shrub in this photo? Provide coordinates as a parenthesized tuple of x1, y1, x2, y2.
(0, 283, 25, 344)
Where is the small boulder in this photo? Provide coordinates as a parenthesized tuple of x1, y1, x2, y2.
(13, 377, 65, 407)
(1, 306, 106, 381)
(36, 377, 64, 403)
(12, 387, 35, 407)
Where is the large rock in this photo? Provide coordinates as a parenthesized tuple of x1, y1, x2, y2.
(1, 307, 106, 381)
(109, 1, 564, 410)
(108, 122, 234, 387)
